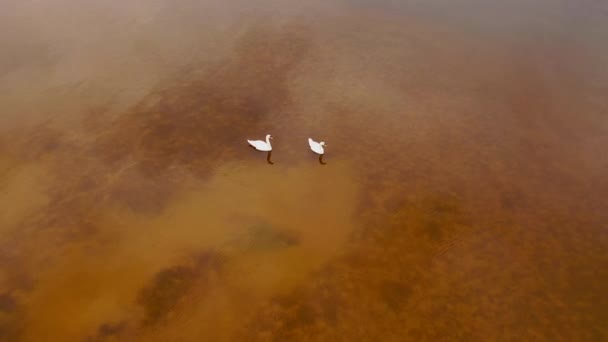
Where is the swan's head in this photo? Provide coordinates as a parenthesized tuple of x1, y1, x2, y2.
(320, 142, 326, 146)
(266, 134, 273, 140)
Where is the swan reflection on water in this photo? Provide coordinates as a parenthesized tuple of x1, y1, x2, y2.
(319, 154, 326, 165)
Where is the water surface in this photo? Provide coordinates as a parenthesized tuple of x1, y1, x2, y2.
(1, 0, 607, 341)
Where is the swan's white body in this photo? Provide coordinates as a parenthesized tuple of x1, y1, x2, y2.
(308, 138, 326, 155)
(248, 134, 273, 151)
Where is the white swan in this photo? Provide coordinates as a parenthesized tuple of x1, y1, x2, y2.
(308, 138, 326, 155)
(247, 134, 273, 151)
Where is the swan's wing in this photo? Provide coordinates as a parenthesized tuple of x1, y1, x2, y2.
(248, 139, 271, 151)
(308, 138, 317, 149)
(247, 139, 261, 147)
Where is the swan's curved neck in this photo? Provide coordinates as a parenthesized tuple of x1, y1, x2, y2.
(266, 135, 272, 147)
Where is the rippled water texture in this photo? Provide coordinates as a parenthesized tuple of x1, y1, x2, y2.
(1, 0, 607, 340)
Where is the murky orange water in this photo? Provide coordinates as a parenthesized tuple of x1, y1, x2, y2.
(1, 0, 607, 341)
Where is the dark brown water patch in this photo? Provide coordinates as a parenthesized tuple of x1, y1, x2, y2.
(242, 284, 347, 341)
(102, 165, 175, 214)
(0, 316, 22, 342)
(385, 194, 473, 249)
(96, 22, 313, 178)
(0, 293, 17, 313)
(0, 292, 24, 342)
(85, 321, 127, 342)
(137, 266, 199, 326)
(230, 223, 300, 252)
(44, 22, 314, 226)
(14, 122, 67, 160)
(379, 280, 412, 312)
(137, 251, 222, 326)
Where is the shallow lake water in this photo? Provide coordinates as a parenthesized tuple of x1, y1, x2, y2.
(1, 0, 607, 341)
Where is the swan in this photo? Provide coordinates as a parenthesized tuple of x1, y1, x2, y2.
(308, 138, 326, 155)
(247, 134, 273, 151)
